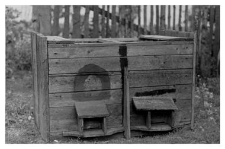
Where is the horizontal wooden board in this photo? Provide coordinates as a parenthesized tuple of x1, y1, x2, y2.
(129, 69, 192, 87)
(49, 74, 122, 93)
(127, 44, 193, 56)
(49, 89, 122, 107)
(48, 46, 120, 58)
(49, 57, 121, 74)
(128, 55, 193, 71)
(49, 85, 191, 107)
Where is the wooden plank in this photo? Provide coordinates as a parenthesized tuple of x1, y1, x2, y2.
(75, 101, 109, 118)
(123, 67, 131, 138)
(93, 5, 99, 38)
(127, 44, 193, 56)
(78, 118, 83, 134)
(49, 89, 122, 107)
(53, 6, 60, 36)
(185, 5, 188, 31)
(84, 5, 90, 38)
(49, 57, 121, 74)
(178, 5, 182, 31)
(156, 5, 159, 34)
(31, 33, 39, 129)
(48, 46, 120, 59)
(129, 69, 193, 88)
(214, 5, 220, 61)
(173, 5, 176, 30)
(37, 34, 50, 142)
(150, 5, 154, 34)
(146, 111, 151, 129)
(50, 119, 77, 132)
(160, 5, 166, 31)
(138, 5, 141, 36)
(129, 6, 133, 37)
(128, 55, 193, 71)
(106, 5, 110, 38)
(103, 117, 107, 134)
(111, 5, 116, 38)
(101, 5, 106, 38)
(72, 6, 81, 38)
(63, 5, 70, 38)
(191, 32, 197, 129)
(118, 5, 123, 37)
(49, 73, 122, 93)
(168, 5, 171, 30)
(144, 5, 147, 35)
(209, 6, 215, 52)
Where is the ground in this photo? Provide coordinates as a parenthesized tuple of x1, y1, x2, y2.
(5, 71, 220, 144)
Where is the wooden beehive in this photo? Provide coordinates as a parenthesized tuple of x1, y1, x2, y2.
(31, 32, 196, 142)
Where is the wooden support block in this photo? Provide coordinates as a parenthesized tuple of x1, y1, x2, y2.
(78, 118, 83, 134)
(146, 111, 151, 129)
(103, 117, 107, 135)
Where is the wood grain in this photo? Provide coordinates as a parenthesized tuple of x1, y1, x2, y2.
(129, 69, 193, 88)
(49, 57, 121, 74)
(48, 46, 120, 58)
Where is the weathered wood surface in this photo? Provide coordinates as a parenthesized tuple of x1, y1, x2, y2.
(93, 6, 99, 38)
(48, 46, 120, 58)
(36, 34, 50, 142)
(129, 69, 193, 88)
(127, 44, 193, 56)
(75, 101, 109, 118)
(31, 32, 39, 129)
(49, 73, 122, 93)
(49, 84, 191, 107)
(128, 55, 193, 70)
(52, 6, 60, 36)
(63, 5, 70, 38)
(49, 57, 121, 74)
(72, 6, 81, 38)
(111, 5, 116, 38)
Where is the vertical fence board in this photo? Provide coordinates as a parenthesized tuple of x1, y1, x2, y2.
(93, 6, 99, 38)
(144, 5, 147, 34)
(156, 5, 159, 34)
(72, 6, 81, 38)
(209, 6, 215, 55)
(118, 6, 123, 37)
(129, 6, 133, 37)
(106, 5, 110, 38)
(214, 5, 220, 62)
(185, 5, 188, 31)
(160, 5, 166, 32)
(111, 5, 116, 37)
(124, 6, 128, 37)
(150, 5, 154, 34)
(168, 5, 171, 30)
(63, 5, 70, 38)
(101, 5, 106, 38)
(53, 6, 60, 36)
(191, 6, 196, 31)
(173, 5, 176, 30)
(84, 5, 90, 38)
(178, 5, 182, 31)
(138, 5, 141, 36)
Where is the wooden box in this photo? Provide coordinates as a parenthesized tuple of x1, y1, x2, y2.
(31, 32, 196, 142)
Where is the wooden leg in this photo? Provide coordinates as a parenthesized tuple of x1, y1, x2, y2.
(146, 111, 151, 129)
(78, 118, 83, 135)
(103, 117, 107, 135)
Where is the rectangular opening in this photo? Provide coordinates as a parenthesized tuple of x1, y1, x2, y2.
(151, 110, 172, 125)
(83, 118, 102, 130)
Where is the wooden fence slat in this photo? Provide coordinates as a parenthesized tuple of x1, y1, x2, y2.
(185, 5, 188, 31)
(124, 6, 129, 38)
(111, 5, 116, 37)
(156, 5, 159, 34)
(118, 6, 123, 37)
(160, 5, 166, 31)
(168, 5, 171, 30)
(93, 6, 99, 38)
(106, 5, 110, 38)
(178, 5, 182, 31)
(101, 5, 106, 38)
(138, 5, 141, 36)
(150, 5, 154, 34)
(63, 5, 70, 38)
(84, 5, 90, 38)
(129, 6, 133, 37)
(214, 5, 220, 62)
(53, 6, 60, 36)
(72, 6, 81, 38)
(173, 5, 176, 30)
(144, 5, 147, 34)
(209, 6, 215, 54)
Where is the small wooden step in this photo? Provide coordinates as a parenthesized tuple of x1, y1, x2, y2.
(75, 101, 109, 118)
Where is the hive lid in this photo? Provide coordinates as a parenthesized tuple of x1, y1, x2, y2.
(75, 101, 109, 118)
(133, 96, 178, 110)
(139, 35, 193, 41)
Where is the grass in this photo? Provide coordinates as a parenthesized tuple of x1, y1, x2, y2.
(5, 71, 220, 144)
